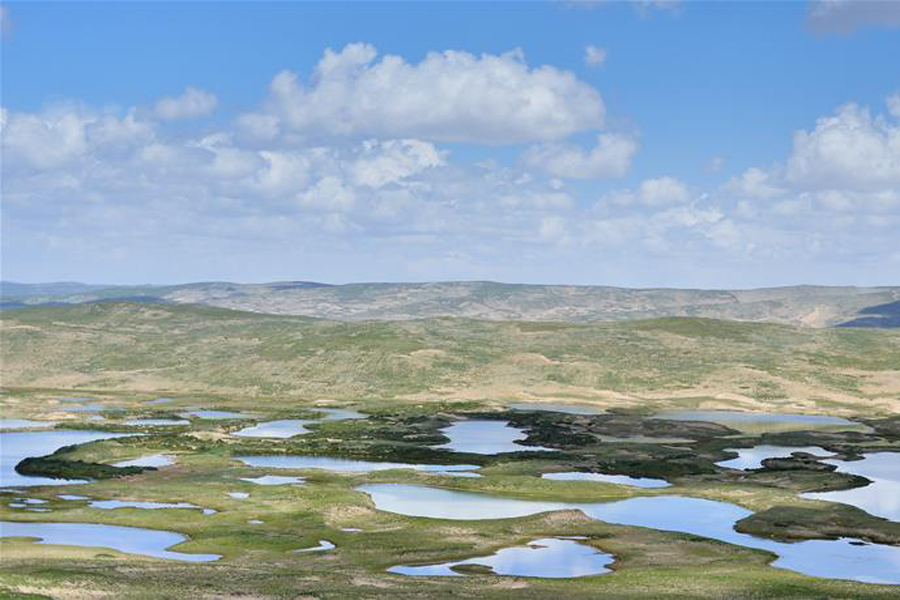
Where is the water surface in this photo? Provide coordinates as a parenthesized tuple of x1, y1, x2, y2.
(1, 430, 133, 486)
(0, 419, 58, 430)
(542, 472, 670, 488)
(652, 411, 868, 434)
(240, 475, 305, 485)
(234, 420, 312, 438)
(233, 408, 366, 439)
(509, 403, 604, 415)
(0, 521, 220, 562)
(90, 499, 212, 514)
(294, 539, 335, 553)
(389, 537, 613, 578)
(181, 410, 248, 419)
(801, 452, 900, 522)
(124, 419, 190, 426)
(716, 445, 833, 470)
(113, 454, 175, 468)
(435, 421, 557, 454)
(359, 484, 900, 585)
(235, 455, 480, 475)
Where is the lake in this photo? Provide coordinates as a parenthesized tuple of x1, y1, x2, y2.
(1, 430, 134, 486)
(389, 537, 614, 578)
(358, 483, 900, 585)
(434, 421, 557, 454)
(0, 521, 220, 562)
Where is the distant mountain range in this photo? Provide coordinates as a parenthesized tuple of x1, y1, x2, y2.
(2, 280, 899, 328)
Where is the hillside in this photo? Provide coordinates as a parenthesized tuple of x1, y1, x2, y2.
(2, 301, 898, 414)
(3, 281, 900, 327)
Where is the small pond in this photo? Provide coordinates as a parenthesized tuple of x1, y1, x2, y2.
(509, 403, 605, 415)
(389, 537, 614, 578)
(1, 430, 134, 486)
(716, 445, 833, 470)
(542, 472, 670, 488)
(241, 475, 305, 486)
(434, 421, 557, 454)
(0, 521, 220, 562)
(112, 454, 175, 468)
(146, 398, 174, 405)
(801, 452, 900, 522)
(358, 484, 900, 585)
(124, 419, 190, 426)
(233, 408, 367, 439)
(66, 404, 108, 413)
(235, 456, 481, 476)
(0, 419, 58, 430)
(181, 410, 249, 420)
(651, 411, 869, 434)
(90, 500, 215, 514)
(294, 539, 335, 553)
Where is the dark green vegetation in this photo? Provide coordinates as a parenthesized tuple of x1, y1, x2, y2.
(736, 504, 900, 546)
(14, 444, 155, 481)
(4, 280, 899, 327)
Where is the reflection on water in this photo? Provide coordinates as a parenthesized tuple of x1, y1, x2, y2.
(434, 421, 557, 454)
(652, 411, 869, 434)
(542, 472, 670, 488)
(389, 537, 614, 578)
(716, 445, 833, 470)
(1, 430, 134, 486)
(0, 521, 220, 562)
(359, 484, 900, 585)
(235, 455, 480, 476)
(802, 452, 900, 522)
(509, 403, 604, 415)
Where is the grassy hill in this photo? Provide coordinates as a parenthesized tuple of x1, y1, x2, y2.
(2, 301, 898, 414)
(3, 280, 899, 327)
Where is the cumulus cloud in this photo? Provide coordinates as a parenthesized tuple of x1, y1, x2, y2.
(522, 132, 638, 179)
(254, 43, 605, 144)
(350, 139, 444, 188)
(153, 87, 218, 120)
(1, 105, 153, 171)
(725, 167, 784, 199)
(786, 100, 900, 191)
(584, 45, 607, 67)
(807, 0, 900, 34)
(599, 176, 690, 207)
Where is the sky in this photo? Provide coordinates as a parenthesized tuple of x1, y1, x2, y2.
(1, 1, 899, 288)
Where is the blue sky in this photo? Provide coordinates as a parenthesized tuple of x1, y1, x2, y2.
(2, 1, 899, 287)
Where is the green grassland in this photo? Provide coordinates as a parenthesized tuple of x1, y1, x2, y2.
(2, 301, 899, 412)
(1, 302, 900, 598)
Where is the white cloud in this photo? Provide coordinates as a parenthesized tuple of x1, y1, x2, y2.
(786, 101, 900, 191)
(257, 43, 605, 144)
(297, 176, 356, 212)
(350, 139, 444, 188)
(1, 106, 153, 171)
(724, 167, 784, 199)
(807, 0, 900, 34)
(584, 45, 607, 67)
(599, 176, 689, 207)
(153, 87, 218, 121)
(522, 132, 638, 179)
